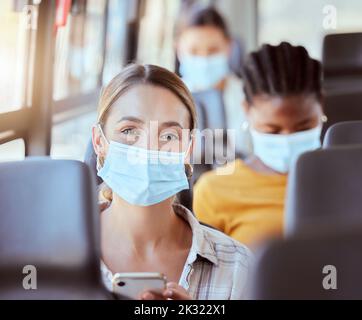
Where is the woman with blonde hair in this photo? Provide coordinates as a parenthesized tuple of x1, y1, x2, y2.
(92, 64, 253, 300)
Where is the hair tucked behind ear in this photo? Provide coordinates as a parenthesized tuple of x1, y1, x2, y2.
(242, 42, 322, 104)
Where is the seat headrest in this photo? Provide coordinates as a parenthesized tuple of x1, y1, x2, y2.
(251, 225, 362, 299)
(323, 32, 362, 77)
(285, 146, 362, 235)
(0, 158, 100, 270)
(324, 120, 362, 147)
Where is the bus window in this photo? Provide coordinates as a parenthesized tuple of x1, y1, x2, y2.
(258, 0, 362, 59)
(137, 0, 181, 70)
(0, 138, 25, 162)
(102, 0, 129, 84)
(53, 0, 107, 101)
(51, 111, 96, 160)
(51, 0, 108, 160)
(0, 0, 38, 113)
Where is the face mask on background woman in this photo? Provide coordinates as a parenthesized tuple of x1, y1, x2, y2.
(250, 125, 322, 174)
(179, 53, 230, 92)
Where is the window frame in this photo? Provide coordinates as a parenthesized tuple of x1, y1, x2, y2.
(0, 0, 142, 157)
(0, 1, 55, 155)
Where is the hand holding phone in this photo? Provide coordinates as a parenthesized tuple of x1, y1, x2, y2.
(112, 272, 167, 300)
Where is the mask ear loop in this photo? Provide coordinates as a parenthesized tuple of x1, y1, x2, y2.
(96, 124, 110, 172)
(98, 123, 110, 145)
(184, 134, 194, 179)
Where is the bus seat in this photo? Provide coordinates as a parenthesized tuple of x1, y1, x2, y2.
(251, 225, 362, 299)
(285, 146, 362, 236)
(321, 91, 362, 139)
(323, 120, 362, 147)
(323, 32, 362, 81)
(322, 33, 362, 138)
(193, 89, 227, 131)
(229, 37, 245, 78)
(84, 138, 103, 185)
(192, 89, 228, 174)
(0, 158, 116, 299)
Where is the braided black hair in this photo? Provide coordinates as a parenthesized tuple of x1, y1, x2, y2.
(242, 42, 322, 104)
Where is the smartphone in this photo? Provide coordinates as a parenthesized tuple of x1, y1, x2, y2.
(112, 272, 167, 300)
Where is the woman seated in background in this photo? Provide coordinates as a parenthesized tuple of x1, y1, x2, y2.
(175, 5, 250, 156)
(193, 42, 325, 249)
(92, 64, 253, 300)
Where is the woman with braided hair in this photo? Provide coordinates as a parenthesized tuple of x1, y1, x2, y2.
(193, 42, 326, 249)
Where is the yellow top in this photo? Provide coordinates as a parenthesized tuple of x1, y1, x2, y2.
(193, 159, 287, 248)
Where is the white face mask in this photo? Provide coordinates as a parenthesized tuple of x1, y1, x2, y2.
(97, 125, 191, 206)
(179, 53, 229, 92)
(250, 126, 322, 174)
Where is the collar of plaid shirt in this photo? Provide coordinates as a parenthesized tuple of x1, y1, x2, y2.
(100, 203, 252, 300)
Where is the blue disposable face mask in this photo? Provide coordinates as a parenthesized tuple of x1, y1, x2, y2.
(179, 53, 230, 92)
(97, 126, 191, 206)
(250, 125, 322, 174)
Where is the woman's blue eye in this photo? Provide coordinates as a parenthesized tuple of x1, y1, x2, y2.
(121, 128, 138, 135)
(160, 133, 179, 141)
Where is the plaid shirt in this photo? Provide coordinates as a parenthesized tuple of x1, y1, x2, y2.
(101, 203, 254, 300)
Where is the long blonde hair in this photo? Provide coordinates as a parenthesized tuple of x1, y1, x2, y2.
(97, 64, 197, 202)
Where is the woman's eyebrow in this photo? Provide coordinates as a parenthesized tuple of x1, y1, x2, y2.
(160, 121, 184, 129)
(262, 123, 280, 129)
(296, 118, 313, 126)
(117, 116, 144, 124)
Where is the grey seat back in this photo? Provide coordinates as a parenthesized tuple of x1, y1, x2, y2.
(251, 226, 362, 299)
(229, 38, 245, 79)
(321, 91, 362, 139)
(322, 33, 362, 138)
(84, 139, 103, 185)
(0, 158, 113, 299)
(323, 120, 362, 147)
(323, 32, 362, 80)
(193, 89, 227, 131)
(192, 89, 229, 181)
(285, 147, 362, 235)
